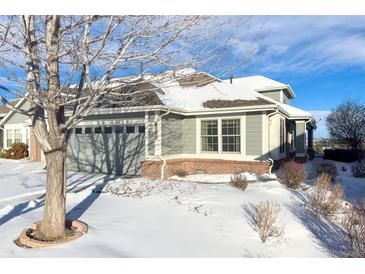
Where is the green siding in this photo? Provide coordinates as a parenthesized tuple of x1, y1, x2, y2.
(259, 90, 281, 102)
(161, 114, 183, 155)
(7, 101, 30, 125)
(182, 117, 196, 153)
(246, 112, 263, 155)
(161, 114, 196, 155)
(296, 122, 306, 154)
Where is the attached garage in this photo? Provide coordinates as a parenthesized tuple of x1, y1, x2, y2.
(67, 112, 148, 176)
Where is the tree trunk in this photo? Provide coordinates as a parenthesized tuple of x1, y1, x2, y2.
(39, 145, 67, 241)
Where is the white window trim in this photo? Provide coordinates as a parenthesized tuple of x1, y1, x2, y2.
(3, 124, 30, 149)
(196, 115, 245, 156)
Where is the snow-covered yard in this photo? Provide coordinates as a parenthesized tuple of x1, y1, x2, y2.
(0, 158, 363, 257)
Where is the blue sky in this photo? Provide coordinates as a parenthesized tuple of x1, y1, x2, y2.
(230, 16, 365, 138)
(1, 16, 364, 138)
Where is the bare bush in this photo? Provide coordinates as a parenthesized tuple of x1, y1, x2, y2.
(342, 202, 365, 257)
(310, 173, 344, 218)
(278, 161, 308, 189)
(254, 201, 284, 243)
(352, 163, 365, 178)
(171, 168, 188, 178)
(315, 162, 337, 180)
(230, 173, 248, 191)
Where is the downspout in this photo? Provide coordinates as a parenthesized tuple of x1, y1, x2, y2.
(267, 107, 279, 174)
(158, 109, 171, 180)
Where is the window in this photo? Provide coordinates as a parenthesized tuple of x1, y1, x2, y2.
(138, 125, 145, 133)
(115, 126, 124, 134)
(104, 126, 113, 134)
(75, 128, 83, 134)
(201, 120, 218, 152)
(94, 127, 102, 134)
(14, 129, 22, 143)
(280, 118, 285, 153)
(126, 126, 135, 134)
(222, 119, 240, 152)
(6, 129, 12, 147)
(85, 127, 92, 134)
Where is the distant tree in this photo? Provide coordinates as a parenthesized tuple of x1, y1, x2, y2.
(326, 100, 365, 160)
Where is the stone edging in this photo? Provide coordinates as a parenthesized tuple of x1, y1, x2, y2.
(17, 220, 88, 248)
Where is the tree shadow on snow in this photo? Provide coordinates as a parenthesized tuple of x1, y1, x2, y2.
(0, 173, 112, 227)
(288, 204, 351, 257)
(66, 175, 114, 220)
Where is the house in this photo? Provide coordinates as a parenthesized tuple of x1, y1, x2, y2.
(0, 68, 315, 179)
(0, 99, 43, 160)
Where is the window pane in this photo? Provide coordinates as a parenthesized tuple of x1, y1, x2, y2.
(222, 119, 240, 152)
(85, 127, 92, 134)
(75, 128, 82, 134)
(104, 126, 113, 134)
(138, 126, 145, 133)
(115, 126, 124, 134)
(6, 129, 13, 147)
(94, 127, 102, 134)
(14, 129, 22, 143)
(201, 120, 218, 152)
(126, 126, 135, 134)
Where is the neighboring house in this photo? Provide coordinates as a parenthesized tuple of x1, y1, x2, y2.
(0, 99, 43, 161)
(1, 68, 315, 179)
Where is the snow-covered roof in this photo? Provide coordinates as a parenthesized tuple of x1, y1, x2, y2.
(148, 69, 311, 118)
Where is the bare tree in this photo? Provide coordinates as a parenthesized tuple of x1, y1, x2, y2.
(0, 15, 265, 241)
(326, 100, 365, 161)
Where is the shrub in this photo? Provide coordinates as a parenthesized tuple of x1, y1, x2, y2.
(278, 161, 308, 189)
(342, 202, 365, 257)
(230, 173, 248, 191)
(254, 201, 284, 243)
(310, 173, 344, 218)
(171, 168, 188, 177)
(352, 163, 365, 178)
(324, 149, 364, 163)
(315, 162, 337, 180)
(5, 143, 28, 159)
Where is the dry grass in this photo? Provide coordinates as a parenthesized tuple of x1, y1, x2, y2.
(342, 201, 365, 257)
(315, 161, 338, 180)
(310, 173, 344, 218)
(352, 163, 365, 178)
(278, 161, 308, 189)
(254, 201, 284, 243)
(230, 173, 248, 191)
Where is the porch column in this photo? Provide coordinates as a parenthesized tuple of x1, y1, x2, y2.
(295, 121, 306, 157)
(307, 128, 314, 150)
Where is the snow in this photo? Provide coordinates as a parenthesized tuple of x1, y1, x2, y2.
(0, 158, 363, 257)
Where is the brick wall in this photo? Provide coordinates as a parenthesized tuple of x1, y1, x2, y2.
(141, 158, 271, 180)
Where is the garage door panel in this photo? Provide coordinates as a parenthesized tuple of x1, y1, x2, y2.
(67, 130, 145, 176)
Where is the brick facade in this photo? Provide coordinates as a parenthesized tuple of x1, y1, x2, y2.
(141, 158, 271, 180)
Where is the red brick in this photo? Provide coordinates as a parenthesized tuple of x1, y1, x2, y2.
(141, 158, 271, 180)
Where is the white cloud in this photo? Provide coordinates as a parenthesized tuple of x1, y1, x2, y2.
(231, 16, 365, 75)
